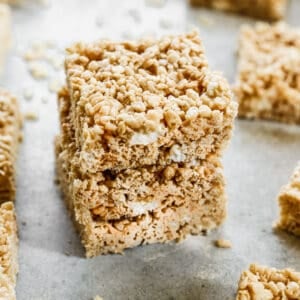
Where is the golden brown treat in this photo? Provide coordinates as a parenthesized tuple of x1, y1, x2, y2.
(56, 84, 226, 223)
(0, 4, 11, 74)
(235, 22, 300, 124)
(64, 31, 237, 173)
(0, 202, 18, 300)
(276, 163, 300, 237)
(215, 238, 231, 248)
(0, 90, 22, 203)
(236, 264, 300, 300)
(56, 148, 227, 257)
(190, 0, 287, 20)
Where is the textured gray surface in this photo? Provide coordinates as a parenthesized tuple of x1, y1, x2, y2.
(1, 0, 300, 299)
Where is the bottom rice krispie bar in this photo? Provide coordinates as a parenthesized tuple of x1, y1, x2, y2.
(276, 163, 300, 237)
(189, 0, 287, 21)
(236, 264, 300, 300)
(0, 202, 18, 300)
(0, 89, 22, 203)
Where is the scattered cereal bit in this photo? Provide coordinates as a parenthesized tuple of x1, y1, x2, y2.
(28, 62, 48, 80)
(48, 78, 61, 93)
(159, 18, 173, 29)
(94, 296, 103, 300)
(196, 14, 215, 27)
(145, 0, 166, 8)
(24, 111, 38, 121)
(215, 239, 232, 248)
(23, 87, 34, 101)
(36, 0, 50, 7)
(46, 55, 63, 70)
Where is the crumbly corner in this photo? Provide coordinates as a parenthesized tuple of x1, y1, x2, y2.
(237, 264, 300, 300)
(276, 162, 300, 237)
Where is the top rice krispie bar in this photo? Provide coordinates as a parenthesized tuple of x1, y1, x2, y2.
(190, 0, 287, 21)
(65, 31, 237, 172)
(235, 22, 300, 124)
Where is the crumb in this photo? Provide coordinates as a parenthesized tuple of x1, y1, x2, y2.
(48, 78, 61, 93)
(28, 62, 48, 80)
(196, 14, 215, 27)
(21, 221, 26, 226)
(215, 239, 232, 248)
(64, 251, 70, 256)
(24, 111, 38, 121)
(46, 54, 63, 70)
(23, 87, 34, 101)
(94, 296, 103, 300)
(95, 16, 104, 27)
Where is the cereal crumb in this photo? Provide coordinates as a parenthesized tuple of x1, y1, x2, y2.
(23, 87, 34, 101)
(24, 111, 38, 121)
(196, 14, 215, 27)
(28, 62, 48, 80)
(48, 78, 61, 93)
(159, 18, 173, 29)
(215, 239, 232, 248)
(94, 296, 103, 300)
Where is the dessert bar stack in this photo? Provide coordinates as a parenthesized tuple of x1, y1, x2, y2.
(56, 31, 237, 257)
(235, 22, 300, 124)
(190, 0, 287, 20)
(276, 163, 300, 237)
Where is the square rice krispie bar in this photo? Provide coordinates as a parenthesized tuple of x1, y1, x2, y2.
(57, 87, 226, 223)
(189, 0, 287, 20)
(0, 4, 11, 74)
(65, 31, 237, 173)
(0, 90, 22, 203)
(276, 163, 300, 237)
(235, 22, 300, 124)
(0, 202, 18, 300)
(236, 264, 300, 300)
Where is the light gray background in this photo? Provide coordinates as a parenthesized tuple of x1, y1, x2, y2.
(1, 0, 300, 299)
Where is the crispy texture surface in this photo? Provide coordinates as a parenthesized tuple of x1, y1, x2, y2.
(65, 31, 237, 172)
(235, 22, 300, 124)
(189, 0, 287, 20)
(57, 84, 226, 222)
(237, 264, 300, 300)
(0, 202, 18, 300)
(0, 89, 22, 203)
(276, 163, 300, 237)
(0, 4, 11, 74)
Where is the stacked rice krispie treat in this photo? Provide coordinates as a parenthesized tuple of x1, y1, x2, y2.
(235, 22, 300, 124)
(0, 202, 18, 300)
(56, 31, 237, 257)
(0, 90, 22, 203)
(190, 0, 287, 20)
(0, 4, 11, 75)
(236, 264, 300, 300)
(276, 163, 300, 237)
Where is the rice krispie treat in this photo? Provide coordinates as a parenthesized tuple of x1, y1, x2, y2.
(276, 163, 300, 237)
(65, 31, 237, 173)
(0, 202, 18, 300)
(57, 86, 226, 223)
(235, 22, 300, 124)
(190, 0, 287, 20)
(0, 90, 22, 203)
(236, 264, 300, 300)
(0, 4, 11, 74)
(57, 150, 226, 257)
